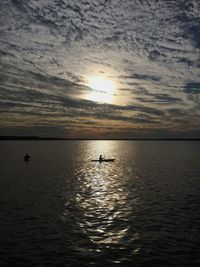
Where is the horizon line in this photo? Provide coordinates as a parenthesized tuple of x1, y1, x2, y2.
(0, 136, 200, 141)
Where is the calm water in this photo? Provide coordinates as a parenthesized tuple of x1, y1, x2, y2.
(0, 140, 200, 267)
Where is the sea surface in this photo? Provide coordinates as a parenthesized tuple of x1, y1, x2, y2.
(0, 140, 200, 267)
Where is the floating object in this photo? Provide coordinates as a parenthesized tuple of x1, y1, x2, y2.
(24, 156, 31, 161)
(91, 159, 115, 162)
(24, 153, 31, 161)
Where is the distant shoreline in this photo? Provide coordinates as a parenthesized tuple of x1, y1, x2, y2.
(0, 136, 200, 141)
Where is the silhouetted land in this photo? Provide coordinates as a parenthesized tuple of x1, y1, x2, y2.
(0, 136, 64, 140)
(0, 136, 200, 141)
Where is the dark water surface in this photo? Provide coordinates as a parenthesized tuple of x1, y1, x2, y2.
(0, 141, 200, 267)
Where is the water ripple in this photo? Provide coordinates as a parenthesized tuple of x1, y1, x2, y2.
(0, 141, 200, 266)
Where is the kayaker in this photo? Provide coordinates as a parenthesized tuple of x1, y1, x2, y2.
(24, 152, 31, 161)
(99, 155, 103, 161)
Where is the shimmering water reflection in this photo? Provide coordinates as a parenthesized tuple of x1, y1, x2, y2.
(0, 141, 200, 266)
(62, 141, 140, 254)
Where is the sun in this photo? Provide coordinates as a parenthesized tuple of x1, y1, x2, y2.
(89, 76, 115, 93)
(86, 76, 116, 104)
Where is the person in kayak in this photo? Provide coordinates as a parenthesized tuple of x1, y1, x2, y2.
(24, 152, 31, 161)
(99, 155, 104, 161)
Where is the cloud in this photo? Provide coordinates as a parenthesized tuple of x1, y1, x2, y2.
(184, 82, 200, 94)
(136, 94, 182, 104)
(120, 74, 161, 82)
(0, 0, 199, 138)
(0, 61, 166, 130)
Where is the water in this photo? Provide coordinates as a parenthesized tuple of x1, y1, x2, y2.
(0, 140, 200, 267)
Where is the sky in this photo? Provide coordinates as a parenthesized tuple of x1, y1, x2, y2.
(0, 0, 200, 139)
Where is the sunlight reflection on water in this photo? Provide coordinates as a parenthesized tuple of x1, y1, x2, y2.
(62, 141, 141, 251)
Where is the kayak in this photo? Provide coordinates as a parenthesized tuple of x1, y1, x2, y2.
(91, 159, 115, 162)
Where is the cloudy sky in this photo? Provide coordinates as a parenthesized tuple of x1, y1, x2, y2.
(0, 0, 200, 138)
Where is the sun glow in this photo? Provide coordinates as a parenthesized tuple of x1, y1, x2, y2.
(86, 76, 116, 104)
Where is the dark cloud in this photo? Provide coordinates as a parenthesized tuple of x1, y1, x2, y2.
(0, 125, 67, 138)
(120, 74, 161, 82)
(148, 50, 166, 61)
(176, 1, 200, 49)
(136, 94, 182, 104)
(184, 82, 200, 94)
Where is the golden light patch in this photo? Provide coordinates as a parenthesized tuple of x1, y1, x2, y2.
(86, 76, 116, 104)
